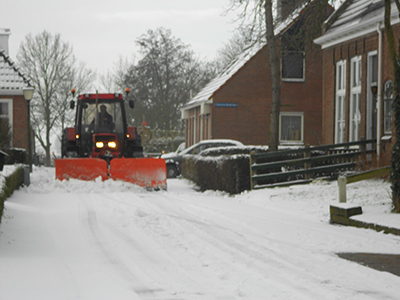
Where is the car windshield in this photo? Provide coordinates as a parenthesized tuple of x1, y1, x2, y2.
(181, 144, 197, 155)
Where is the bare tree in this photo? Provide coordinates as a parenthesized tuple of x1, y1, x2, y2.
(17, 31, 95, 165)
(215, 27, 258, 71)
(55, 61, 96, 136)
(228, 0, 337, 151)
(384, 0, 400, 212)
(96, 55, 135, 93)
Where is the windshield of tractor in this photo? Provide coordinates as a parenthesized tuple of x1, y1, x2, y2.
(81, 100, 124, 135)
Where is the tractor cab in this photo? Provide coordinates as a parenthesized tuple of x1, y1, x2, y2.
(75, 94, 128, 158)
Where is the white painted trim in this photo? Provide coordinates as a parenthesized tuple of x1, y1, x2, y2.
(366, 51, 378, 143)
(279, 112, 304, 144)
(349, 56, 362, 142)
(0, 98, 13, 146)
(315, 8, 400, 49)
(335, 60, 346, 144)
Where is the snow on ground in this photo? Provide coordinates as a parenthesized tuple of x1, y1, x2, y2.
(0, 166, 400, 300)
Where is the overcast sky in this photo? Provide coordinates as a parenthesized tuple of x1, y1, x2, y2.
(1, 0, 239, 78)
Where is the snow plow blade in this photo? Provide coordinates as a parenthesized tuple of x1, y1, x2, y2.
(55, 158, 109, 181)
(110, 158, 167, 190)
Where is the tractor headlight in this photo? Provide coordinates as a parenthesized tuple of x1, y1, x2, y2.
(96, 141, 104, 148)
(108, 141, 117, 148)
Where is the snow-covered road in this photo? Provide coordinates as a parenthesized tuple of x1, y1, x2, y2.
(1, 167, 400, 299)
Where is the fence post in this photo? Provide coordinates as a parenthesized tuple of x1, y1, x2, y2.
(249, 151, 255, 190)
(304, 145, 310, 180)
(338, 176, 347, 203)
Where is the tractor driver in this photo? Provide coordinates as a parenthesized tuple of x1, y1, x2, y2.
(99, 105, 113, 131)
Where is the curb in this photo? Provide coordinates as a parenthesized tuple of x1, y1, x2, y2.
(330, 204, 400, 236)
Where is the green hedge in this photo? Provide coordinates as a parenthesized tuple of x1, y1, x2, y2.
(4, 148, 28, 165)
(0, 166, 25, 223)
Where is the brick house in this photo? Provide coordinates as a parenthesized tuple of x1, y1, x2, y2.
(181, 1, 333, 148)
(314, 0, 398, 166)
(0, 28, 32, 152)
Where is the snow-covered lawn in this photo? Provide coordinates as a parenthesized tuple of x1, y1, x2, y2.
(0, 166, 399, 300)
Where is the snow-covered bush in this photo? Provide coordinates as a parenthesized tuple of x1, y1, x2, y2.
(0, 166, 25, 223)
(4, 148, 28, 165)
(182, 154, 251, 194)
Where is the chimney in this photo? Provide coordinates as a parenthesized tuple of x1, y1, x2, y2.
(277, 0, 307, 21)
(0, 28, 11, 55)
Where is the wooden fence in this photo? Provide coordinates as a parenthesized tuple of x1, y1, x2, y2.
(338, 166, 391, 202)
(250, 139, 377, 190)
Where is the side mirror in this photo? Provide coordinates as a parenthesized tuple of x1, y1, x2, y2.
(70, 100, 75, 109)
(129, 100, 134, 109)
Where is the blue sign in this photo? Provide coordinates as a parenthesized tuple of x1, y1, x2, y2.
(215, 103, 238, 108)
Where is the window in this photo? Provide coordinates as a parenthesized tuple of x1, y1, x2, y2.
(384, 80, 393, 134)
(280, 112, 304, 143)
(0, 99, 12, 128)
(281, 52, 304, 81)
(367, 52, 377, 141)
(335, 60, 346, 143)
(349, 56, 361, 142)
(0, 99, 13, 147)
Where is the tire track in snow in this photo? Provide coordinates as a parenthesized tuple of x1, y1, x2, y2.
(148, 194, 324, 300)
(139, 192, 392, 300)
(77, 193, 183, 300)
(91, 192, 228, 299)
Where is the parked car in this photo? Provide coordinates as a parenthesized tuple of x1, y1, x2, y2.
(161, 139, 244, 178)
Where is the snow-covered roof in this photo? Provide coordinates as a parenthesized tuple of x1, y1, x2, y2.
(315, 0, 399, 49)
(0, 48, 31, 95)
(182, 1, 315, 111)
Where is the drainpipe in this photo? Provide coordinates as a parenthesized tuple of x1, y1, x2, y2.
(376, 22, 382, 165)
(194, 107, 197, 144)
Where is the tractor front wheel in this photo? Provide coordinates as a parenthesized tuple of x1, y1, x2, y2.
(166, 164, 178, 178)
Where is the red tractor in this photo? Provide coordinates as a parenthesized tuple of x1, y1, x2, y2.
(54, 90, 167, 190)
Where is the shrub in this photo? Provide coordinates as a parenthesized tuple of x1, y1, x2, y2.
(0, 166, 25, 223)
(4, 148, 28, 165)
(182, 154, 251, 195)
(0, 119, 12, 152)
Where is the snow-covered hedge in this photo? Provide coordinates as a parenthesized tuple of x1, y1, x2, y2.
(182, 153, 251, 194)
(4, 148, 28, 164)
(0, 166, 25, 223)
(181, 145, 309, 194)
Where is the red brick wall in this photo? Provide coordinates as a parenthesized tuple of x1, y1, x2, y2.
(0, 94, 29, 150)
(321, 25, 400, 166)
(211, 44, 324, 146)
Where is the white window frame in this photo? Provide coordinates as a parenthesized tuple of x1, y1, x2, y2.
(0, 99, 13, 147)
(335, 60, 346, 144)
(281, 51, 305, 82)
(349, 56, 362, 142)
(384, 80, 393, 135)
(0, 98, 13, 129)
(366, 51, 377, 142)
(279, 112, 304, 144)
